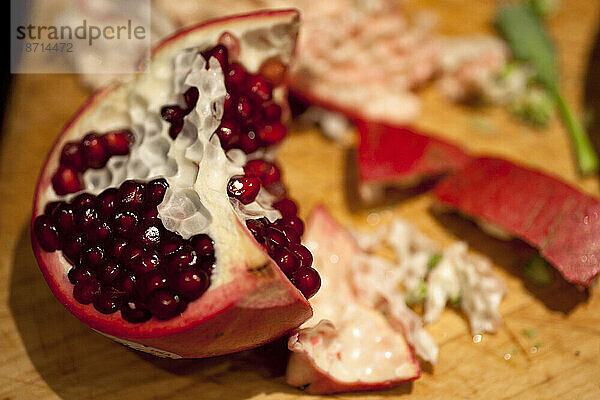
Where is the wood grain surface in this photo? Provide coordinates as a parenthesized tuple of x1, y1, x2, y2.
(2, 1, 600, 399)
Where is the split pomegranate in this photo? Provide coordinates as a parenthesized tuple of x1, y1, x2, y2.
(31, 10, 319, 358)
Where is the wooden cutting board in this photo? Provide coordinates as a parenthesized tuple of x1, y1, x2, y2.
(1, 1, 599, 399)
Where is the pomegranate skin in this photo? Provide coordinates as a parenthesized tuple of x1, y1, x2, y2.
(31, 10, 311, 358)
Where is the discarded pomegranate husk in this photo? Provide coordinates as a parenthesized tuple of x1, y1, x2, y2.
(31, 10, 319, 358)
(286, 206, 421, 394)
(434, 157, 600, 288)
(356, 120, 471, 203)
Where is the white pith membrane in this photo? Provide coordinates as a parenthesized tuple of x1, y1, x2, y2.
(286, 208, 505, 393)
(42, 26, 297, 294)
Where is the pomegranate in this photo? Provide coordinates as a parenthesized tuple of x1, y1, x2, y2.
(356, 119, 471, 203)
(286, 206, 421, 394)
(434, 157, 600, 288)
(31, 10, 321, 358)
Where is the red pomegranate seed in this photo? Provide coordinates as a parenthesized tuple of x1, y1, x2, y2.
(169, 118, 184, 140)
(161, 105, 186, 123)
(81, 245, 105, 268)
(94, 287, 124, 314)
(73, 277, 102, 305)
(263, 227, 288, 253)
(72, 193, 96, 209)
(147, 289, 182, 320)
(227, 175, 261, 205)
(114, 272, 136, 297)
(87, 221, 113, 243)
(292, 267, 321, 299)
(263, 103, 282, 121)
(118, 180, 146, 210)
(62, 233, 86, 264)
(52, 166, 83, 195)
(52, 203, 76, 234)
(81, 133, 108, 169)
(274, 248, 300, 276)
(202, 44, 229, 70)
(190, 234, 214, 258)
(172, 269, 209, 301)
(119, 243, 145, 268)
(121, 301, 152, 323)
(226, 63, 247, 92)
(223, 93, 234, 115)
(279, 224, 301, 244)
(157, 235, 184, 257)
(166, 245, 198, 273)
(68, 267, 94, 284)
(97, 188, 118, 218)
(60, 142, 85, 171)
(235, 96, 253, 120)
(136, 270, 167, 299)
(244, 159, 281, 186)
(147, 178, 168, 206)
(97, 261, 121, 285)
(289, 244, 313, 268)
(99, 130, 134, 156)
(246, 75, 273, 104)
(273, 198, 297, 217)
(109, 237, 129, 260)
(238, 128, 261, 154)
(216, 119, 240, 150)
(44, 201, 62, 215)
(138, 223, 163, 247)
(184, 87, 199, 110)
(257, 122, 286, 145)
(246, 218, 267, 241)
(76, 206, 100, 232)
(129, 251, 160, 274)
(283, 215, 305, 236)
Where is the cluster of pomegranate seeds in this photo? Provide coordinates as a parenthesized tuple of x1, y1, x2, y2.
(244, 194, 320, 299)
(52, 130, 135, 195)
(34, 178, 216, 322)
(161, 43, 287, 153)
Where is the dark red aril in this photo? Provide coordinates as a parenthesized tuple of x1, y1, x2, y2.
(279, 224, 301, 245)
(289, 244, 313, 268)
(97, 188, 118, 218)
(94, 287, 124, 314)
(262, 103, 282, 121)
(81, 245, 105, 269)
(147, 289, 182, 320)
(146, 178, 168, 206)
(81, 133, 109, 169)
(190, 234, 214, 258)
(172, 269, 209, 301)
(60, 141, 85, 171)
(263, 227, 288, 253)
(118, 180, 146, 210)
(136, 270, 167, 299)
(184, 87, 199, 110)
(87, 221, 113, 243)
(157, 235, 184, 257)
(161, 105, 186, 123)
(256, 122, 286, 146)
(73, 277, 102, 305)
(99, 130, 134, 156)
(97, 261, 121, 285)
(274, 248, 300, 276)
(33, 215, 61, 252)
(51, 203, 76, 234)
(121, 301, 152, 323)
(68, 266, 95, 285)
(76, 206, 100, 232)
(44, 201, 62, 215)
(216, 119, 240, 150)
(235, 96, 253, 120)
(113, 210, 140, 236)
(129, 251, 160, 274)
(227, 175, 261, 205)
(292, 267, 321, 299)
(202, 44, 229, 70)
(226, 63, 247, 92)
(246, 75, 273, 103)
(283, 215, 305, 236)
(238, 128, 261, 154)
(62, 233, 86, 264)
(109, 237, 129, 260)
(244, 159, 281, 186)
(72, 193, 96, 209)
(166, 245, 198, 273)
(273, 198, 297, 218)
(168, 118, 184, 140)
(138, 223, 163, 247)
(52, 166, 83, 195)
(246, 218, 267, 242)
(114, 272, 136, 297)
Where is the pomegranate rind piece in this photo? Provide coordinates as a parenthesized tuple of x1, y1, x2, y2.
(434, 157, 600, 288)
(286, 206, 421, 394)
(31, 10, 312, 358)
(357, 120, 472, 186)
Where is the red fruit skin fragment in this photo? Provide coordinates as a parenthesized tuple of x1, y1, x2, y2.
(357, 120, 471, 188)
(433, 157, 600, 287)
